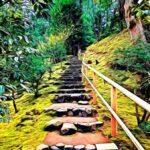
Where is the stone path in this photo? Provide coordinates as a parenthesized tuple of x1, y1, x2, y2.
(37, 57, 118, 150)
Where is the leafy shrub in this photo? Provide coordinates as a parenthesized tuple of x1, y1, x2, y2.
(0, 100, 10, 123)
(112, 42, 150, 126)
(139, 121, 150, 135)
(27, 18, 49, 48)
(112, 42, 150, 74)
(20, 53, 48, 98)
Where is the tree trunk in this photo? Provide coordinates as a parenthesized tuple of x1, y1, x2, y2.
(34, 81, 39, 98)
(135, 104, 140, 125)
(12, 91, 18, 113)
(118, 0, 125, 31)
(140, 110, 147, 124)
(124, 0, 146, 42)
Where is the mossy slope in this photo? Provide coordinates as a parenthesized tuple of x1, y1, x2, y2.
(85, 30, 150, 149)
(0, 63, 66, 150)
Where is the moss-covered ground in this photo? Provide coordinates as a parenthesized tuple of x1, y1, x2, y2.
(85, 30, 150, 149)
(0, 62, 66, 150)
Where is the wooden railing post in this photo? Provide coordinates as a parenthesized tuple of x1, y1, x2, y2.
(85, 67, 90, 89)
(92, 71, 97, 105)
(82, 65, 85, 82)
(111, 86, 117, 137)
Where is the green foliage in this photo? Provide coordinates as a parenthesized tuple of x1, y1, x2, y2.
(22, 54, 46, 82)
(81, 0, 96, 45)
(113, 42, 150, 74)
(20, 53, 48, 97)
(49, 0, 75, 32)
(93, 0, 123, 39)
(139, 121, 150, 135)
(132, 0, 150, 18)
(0, 85, 5, 95)
(47, 42, 67, 63)
(27, 18, 49, 47)
(0, 100, 10, 123)
(0, 85, 9, 123)
(113, 42, 150, 103)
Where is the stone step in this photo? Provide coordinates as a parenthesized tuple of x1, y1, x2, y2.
(78, 101, 89, 105)
(61, 75, 81, 78)
(75, 121, 104, 132)
(54, 117, 98, 124)
(44, 103, 97, 117)
(43, 131, 108, 147)
(54, 93, 92, 102)
(66, 66, 81, 69)
(52, 81, 83, 86)
(96, 143, 118, 150)
(60, 76, 81, 80)
(55, 89, 91, 94)
(68, 68, 81, 70)
(65, 71, 81, 74)
(61, 75, 82, 78)
(65, 62, 82, 65)
(60, 78, 82, 82)
(68, 66, 81, 68)
(37, 142, 118, 150)
(49, 89, 86, 94)
(44, 118, 103, 133)
(68, 65, 81, 67)
(60, 84, 85, 89)
(65, 70, 81, 73)
(59, 76, 82, 81)
(62, 81, 83, 84)
(65, 68, 81, 70)
(44, 103, 94, 111)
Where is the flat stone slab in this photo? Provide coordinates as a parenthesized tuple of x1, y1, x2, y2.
(55, 117, 98, 124)
(44, 117, 103, 132)
(44, 131, 108, 146)
(54, 93, 92, 102)
(96, 143, 118, 150)
(60, 84, 85, 89)
(45, 103, 93, 112)
(56, 89, 90, 94)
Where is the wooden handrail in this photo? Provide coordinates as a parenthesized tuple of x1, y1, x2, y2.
(82, 59, 150, 150)
(82, 61, 150, 112)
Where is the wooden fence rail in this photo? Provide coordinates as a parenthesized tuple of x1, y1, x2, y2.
(82, 59, 150, 150)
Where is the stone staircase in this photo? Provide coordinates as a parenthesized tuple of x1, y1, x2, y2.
(37, 57, 118, 150)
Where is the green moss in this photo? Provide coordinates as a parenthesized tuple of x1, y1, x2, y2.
(0, 62, 66, 150)
(86, 30, 150, 149)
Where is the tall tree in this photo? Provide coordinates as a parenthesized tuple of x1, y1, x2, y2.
(124, 0, 147, 42)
